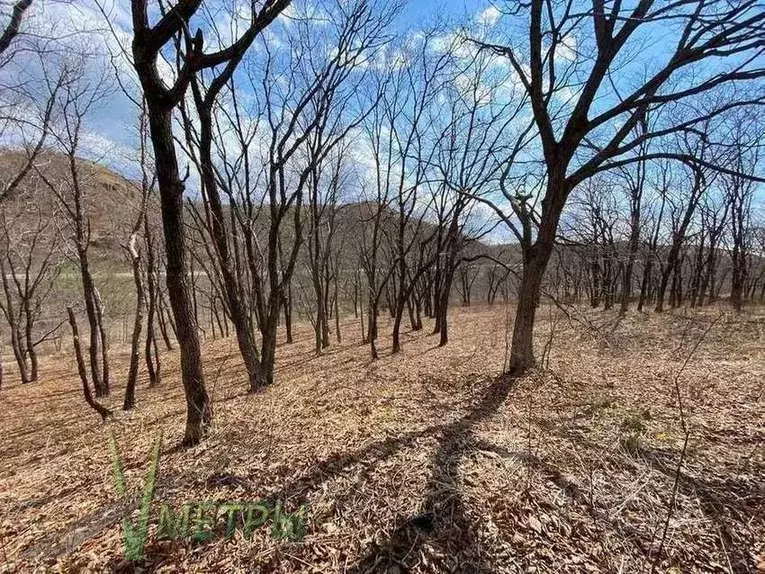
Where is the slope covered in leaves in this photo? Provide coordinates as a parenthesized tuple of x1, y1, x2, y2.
(0, 306, 763, 572)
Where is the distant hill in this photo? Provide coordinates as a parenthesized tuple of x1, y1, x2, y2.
(0, 150, 143, 266)
(0, 150, 513, 276)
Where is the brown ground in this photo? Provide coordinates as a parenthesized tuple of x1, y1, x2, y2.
(0, 305, 763, 573)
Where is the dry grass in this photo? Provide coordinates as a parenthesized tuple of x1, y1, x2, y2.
(0, 304, 763, 573)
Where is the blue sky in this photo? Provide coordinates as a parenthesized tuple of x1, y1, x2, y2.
(0, 0, 499, 180)
(3, 0, 760, 238)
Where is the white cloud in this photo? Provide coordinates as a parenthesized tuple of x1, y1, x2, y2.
(476, 6, 501, 27)
(555, 35, 577, 62)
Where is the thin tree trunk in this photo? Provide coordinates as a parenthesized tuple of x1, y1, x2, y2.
(124, 229, 145, 411)
(334, 277, 341, 344)
(157, 295, 174, 351)
(144, 214, 161, 385)
(282, 290, 293, 344)
(67, 307, 111, 421)
(94, 287, 110, 395)
(77, 248, 104, 396)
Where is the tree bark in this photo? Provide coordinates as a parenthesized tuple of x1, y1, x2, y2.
(123, 231, 145, 411)
(67, 307, 111, 421)
(147, 106, 211, 446)
(508, 255, 546, 374)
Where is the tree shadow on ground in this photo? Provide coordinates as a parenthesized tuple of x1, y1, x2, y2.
(530, 413, 762, 572)
(347, 374, 516, 573)
(626, 440, 763, 572)
(199, 373, 515, 572)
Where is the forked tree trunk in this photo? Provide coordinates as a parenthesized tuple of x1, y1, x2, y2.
(412, 294, 422, 331)
(144, 215, 161, 385)
(67, 307, 111, 421)
(406, 296, 416, 330)
(94, 287, 110, 395)
(20, 301, 39, 382)
(0, 263, 32, 384)
(655, 244, 680, 313)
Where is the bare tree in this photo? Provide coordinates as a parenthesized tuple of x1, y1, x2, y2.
(563, 177, 620, 309)
(174, 0, 298, 390)
(305, 142, 349, 355)
(67, 305, 111, 421)
(123, 105, 153, 411)
(0, 42, 65, 205)
(37, 57, 113, 397)
(637, 165, 670, 312)
(428, 38, 521, 346)
(654, 135, 718, 312)
(127, 0, 291, 445)
(473, 0, 765, 374)
(617, 127, 649, 316)
(189, 0, 395, 380)
(723, 118, 761, 311)
(0, 191, 62, 383)
(361, 28, 450, 356)
(143, 198, 163, 384)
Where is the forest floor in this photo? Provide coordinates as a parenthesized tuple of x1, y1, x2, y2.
(0, 304, 763, 573)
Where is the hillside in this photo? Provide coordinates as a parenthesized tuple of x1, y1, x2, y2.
(1, 306, 763, 571)
(0, 150, 143, 266)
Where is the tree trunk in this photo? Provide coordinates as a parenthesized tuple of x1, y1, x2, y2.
(67, 307, 111, 421)
(334, 278, 341, 343)
(259, 302, 280, 388)
(144, 215, 160, 386)
(23, 303, 38, 382)
(283, 289, 293, 344)
(589, 258, 601, 308)
(0, 264, 31, 384)
(391, 296, 405, 354)
(438, 267, 454, 347)
(508, 242, 551, 375)
(94, 287, 110, 395)
(368, 299, 379, 359)
(730, 245, 746, 312)
(124, 232, 145, 411)
(147, 106, 211, 446)
(360, 303, 366, 344)
(77, 248, 104, 396)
